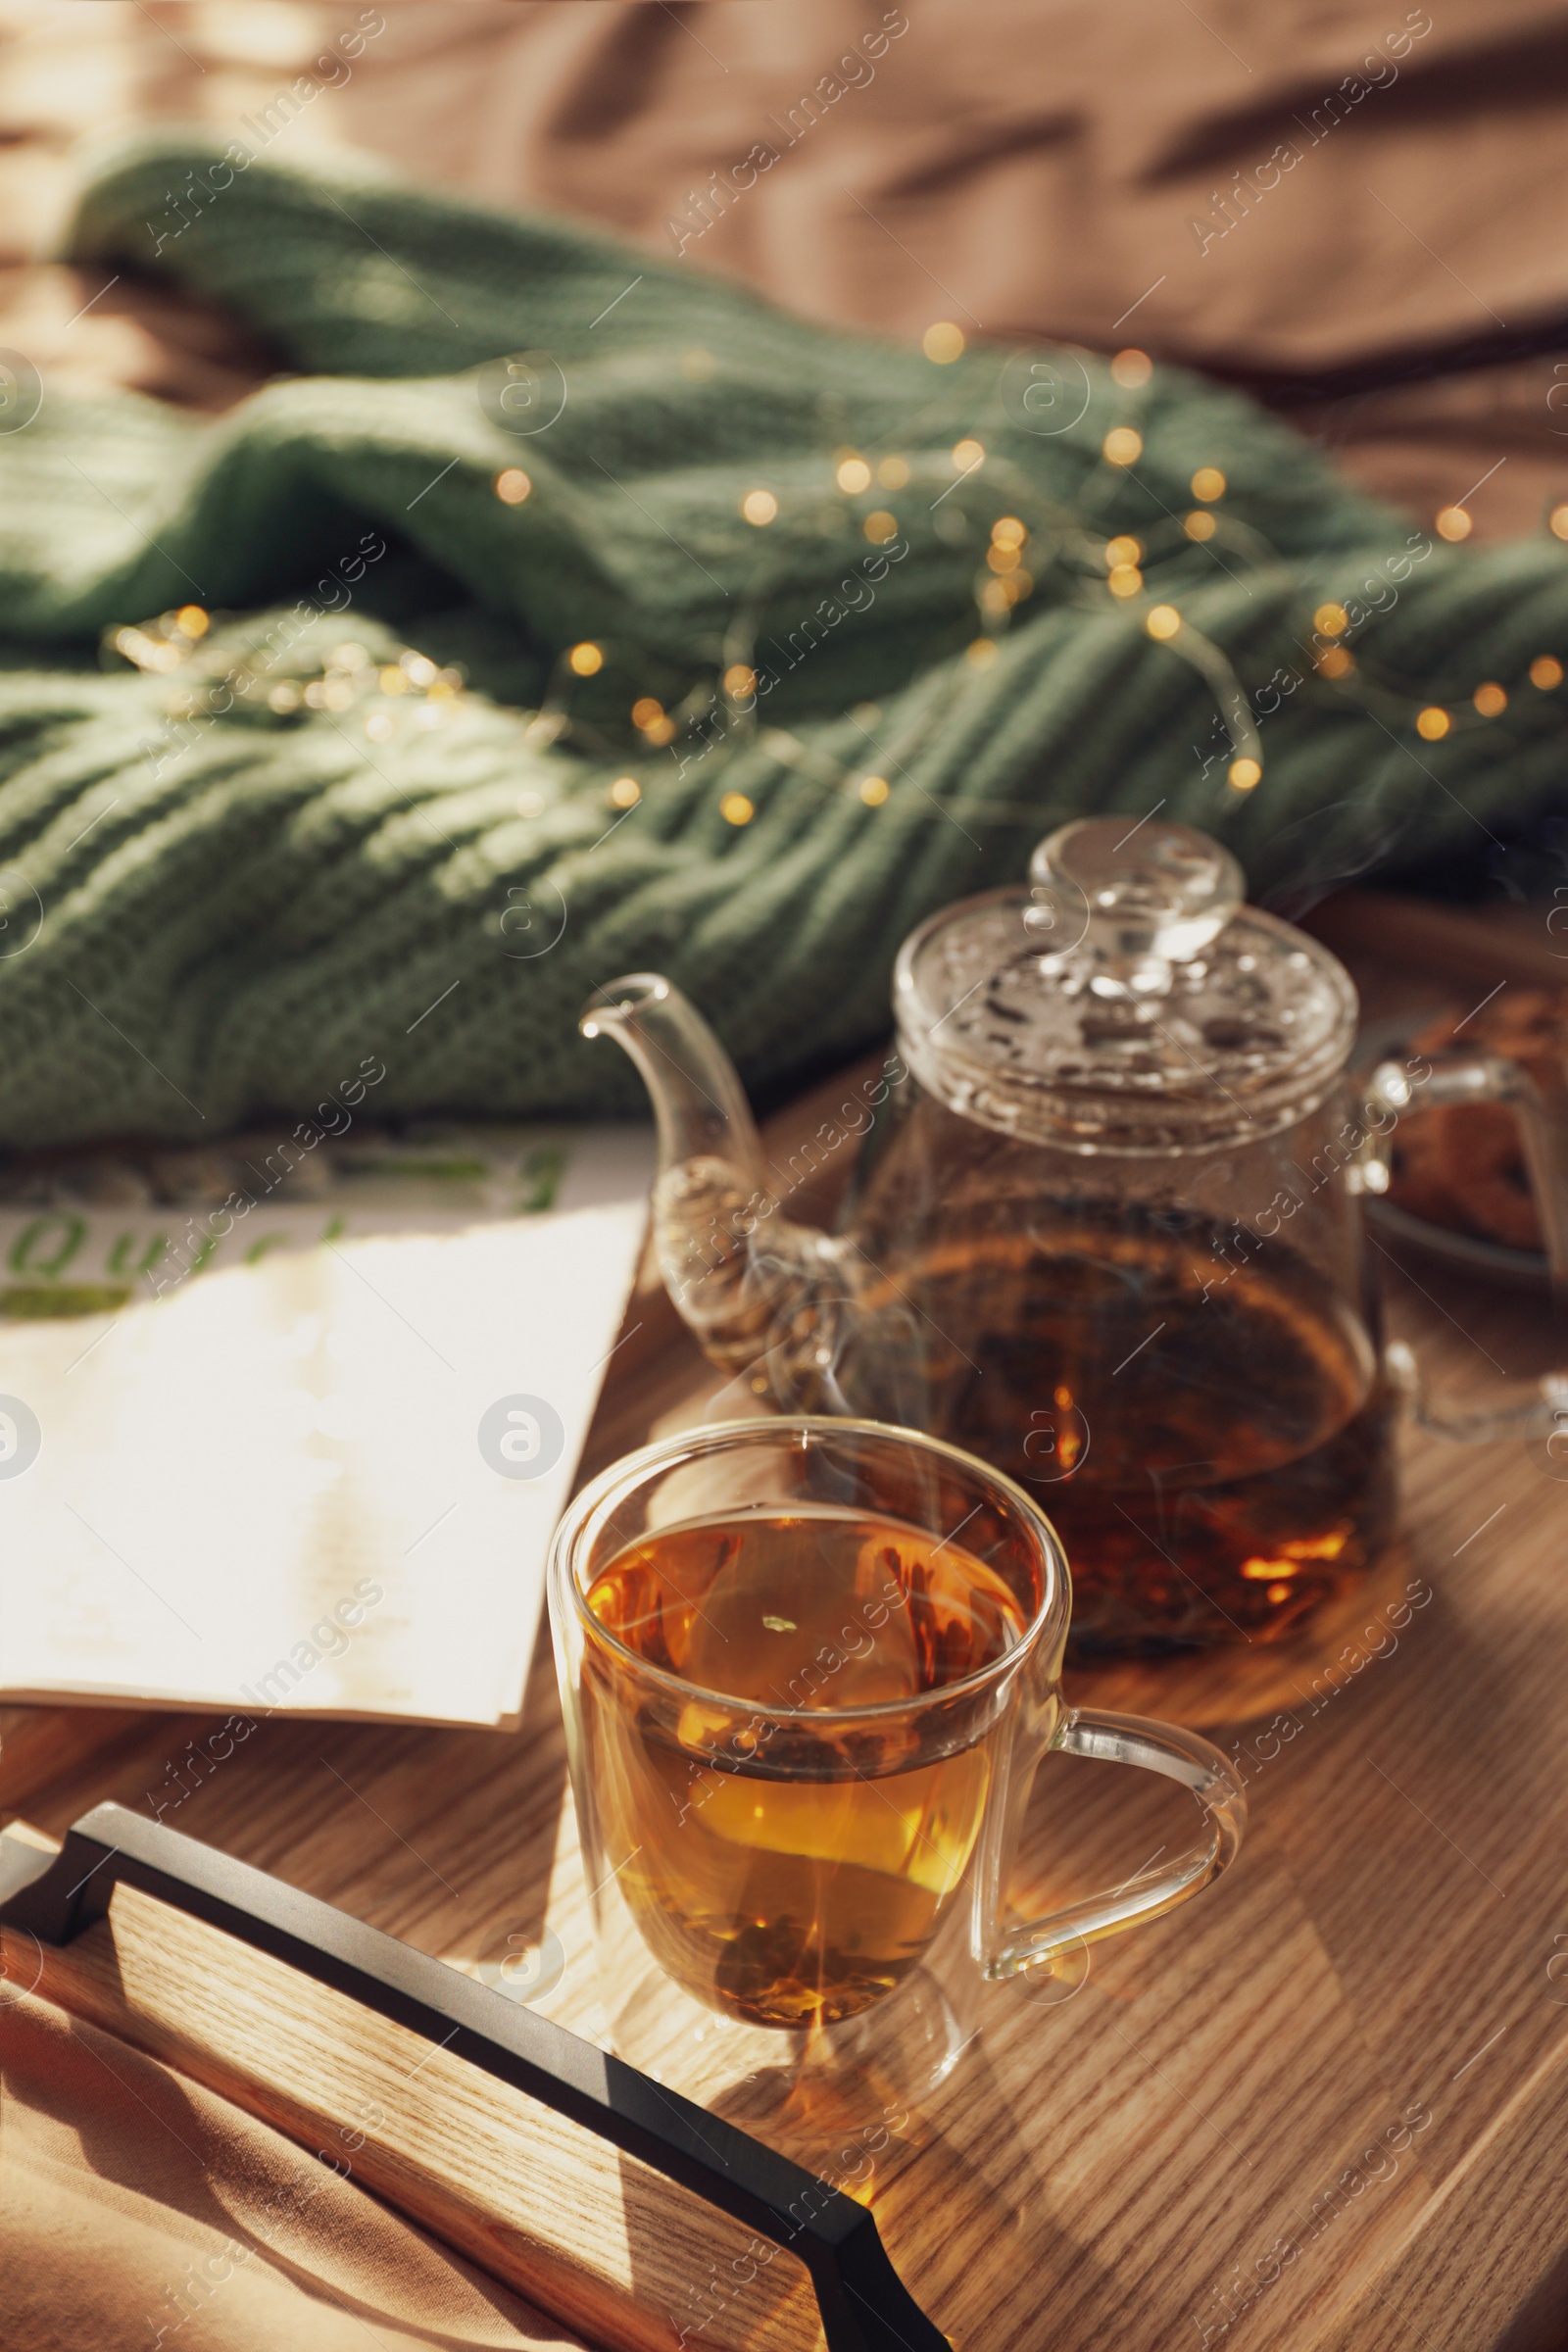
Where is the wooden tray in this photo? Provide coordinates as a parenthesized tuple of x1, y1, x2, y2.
(6, 893, 1568, 2350)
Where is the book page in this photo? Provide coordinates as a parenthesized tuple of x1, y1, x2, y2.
(0, 1125, 653, 1728)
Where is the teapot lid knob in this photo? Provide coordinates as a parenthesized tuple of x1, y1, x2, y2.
(893, 811, 1356, 1148)
(1027, 815, 1244, 996)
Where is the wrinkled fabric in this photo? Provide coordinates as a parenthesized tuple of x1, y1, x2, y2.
(0, 1989, 583, 2351)
(0, 133, 1562, 1148)
(5, 2, 1565, 533)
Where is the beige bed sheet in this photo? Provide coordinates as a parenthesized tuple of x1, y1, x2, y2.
(1, 1987, 584, 2351)
(1, 0, 1567, 537)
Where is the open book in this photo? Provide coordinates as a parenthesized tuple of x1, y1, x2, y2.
(0, 1124, 653, 1728)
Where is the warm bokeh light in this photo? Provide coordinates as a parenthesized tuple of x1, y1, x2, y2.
(952, 438, 985, 470)
(1146, 605, 1181, 640)
(1473, 683, 1507, 716)
(1110, 348, 1152, 388)
(1103, 427, 1143, 466)
(719, 792, 755, 824)
(923, 321, 965, 364)
(1416, 706, 1450, 740)
(742, 488, 778, 525)
(858, 774, 890, 806)
(609, 776, 641, 808)
(1531, 655, 1564, 689)
(568, 642, 604, 676)
(863, 510, 899, 545)
(1314, 604, 1349, 636)
(1435, 506, 1472, 542)
(1185, 510, 1216, 541)
(1229, 758, 1262, 790)
(836, 456, 872, 495)
(1191, 466, 1226, 502)
(495, 468, 531, 505)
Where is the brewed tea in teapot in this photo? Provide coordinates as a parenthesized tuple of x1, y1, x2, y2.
(584, 817, 1566, 1656)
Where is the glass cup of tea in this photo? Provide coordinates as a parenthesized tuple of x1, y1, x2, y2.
(548, 1417, 1246, 2139)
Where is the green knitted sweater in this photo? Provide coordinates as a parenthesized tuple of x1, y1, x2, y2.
(0, 132, 1562, 1147)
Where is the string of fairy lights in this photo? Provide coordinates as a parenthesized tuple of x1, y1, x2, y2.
(105, 334, 1568, 841)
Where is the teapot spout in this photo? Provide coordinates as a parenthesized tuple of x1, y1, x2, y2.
(580, 975, 837, 1385)
(582, 973, 767, 1190)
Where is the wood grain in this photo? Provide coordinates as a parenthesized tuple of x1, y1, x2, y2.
(5, 919, 1568, 2350)
(0, 1700, 147, 1815)
(1302, 886, 1568, 994)
(1316, 2025, 1568, 2352)
(1, 1853, 817, 2352)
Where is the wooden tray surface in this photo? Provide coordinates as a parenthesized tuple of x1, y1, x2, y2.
(6, 892, 1568, 2352)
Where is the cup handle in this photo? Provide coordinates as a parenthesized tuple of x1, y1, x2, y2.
(986, 1707, 1247, 1982)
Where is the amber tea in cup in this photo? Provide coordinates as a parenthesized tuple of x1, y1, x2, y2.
(583, 1504, 1030, 2027)
(550, 1419, 1247, 2113)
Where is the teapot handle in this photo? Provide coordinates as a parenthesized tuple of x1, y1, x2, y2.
(986, 1709, 1246, 1983)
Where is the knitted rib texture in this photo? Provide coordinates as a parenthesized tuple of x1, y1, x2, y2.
(0, 132, 1560, 1146)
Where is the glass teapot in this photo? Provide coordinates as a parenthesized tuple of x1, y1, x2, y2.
(583, 817, 1568, 1657)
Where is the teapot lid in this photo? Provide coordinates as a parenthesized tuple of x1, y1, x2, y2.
(893, 817, 1357, 1153)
